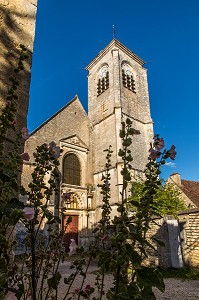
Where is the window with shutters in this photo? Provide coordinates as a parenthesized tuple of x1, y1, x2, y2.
(122, 63, 136, 93)
(97, 65, 109, 96)
(63, 153, 81, 186)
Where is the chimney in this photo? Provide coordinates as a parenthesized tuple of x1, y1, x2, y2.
(168, 173, 181, 186)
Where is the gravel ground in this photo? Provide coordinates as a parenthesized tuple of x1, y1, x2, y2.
(56, 262, 199, 299)
(154, 278, 199, 300)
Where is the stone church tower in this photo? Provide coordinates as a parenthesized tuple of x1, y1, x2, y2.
(21, 39, 153, 250)
(86, 39, 153, 220)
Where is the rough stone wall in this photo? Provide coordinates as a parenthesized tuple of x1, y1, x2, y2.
(22, 97, 91, 190)
(87, 42, 154, 217)
(146, 209, 199, 268)
(178, 209, 199, 267)
(146, 217, 171, 268)
(0, 0, 37, 131)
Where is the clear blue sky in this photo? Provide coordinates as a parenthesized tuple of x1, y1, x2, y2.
(29, 0, 199, 182)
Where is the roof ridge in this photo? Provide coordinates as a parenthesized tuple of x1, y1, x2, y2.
(86, 38, 145, 71)
(29, 95, 81, 137)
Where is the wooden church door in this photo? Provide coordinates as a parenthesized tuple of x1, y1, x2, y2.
(63, 215, 78, 252)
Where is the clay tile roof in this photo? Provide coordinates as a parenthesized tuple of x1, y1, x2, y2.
(181, 180, 199, 207)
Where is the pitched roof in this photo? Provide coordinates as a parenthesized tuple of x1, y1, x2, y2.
(86, 38, 145, 71)
(181, 179, 199, 207)
(29, 95, 87, 137)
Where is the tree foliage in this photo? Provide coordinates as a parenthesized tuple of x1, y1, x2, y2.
(129, 181, 187, 217)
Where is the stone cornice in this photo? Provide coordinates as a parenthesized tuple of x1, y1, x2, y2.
(85, 39, 145, 71)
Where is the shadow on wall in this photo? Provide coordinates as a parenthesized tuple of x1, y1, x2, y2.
(146, 211, 199, 269)
(149, 218, 185, 269)
(15, 216, 97, 256)
(178, 211, 199, 267)
(0, 1, 37, 131)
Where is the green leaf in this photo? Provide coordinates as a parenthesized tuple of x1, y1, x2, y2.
(47, 272, 62, 290)
(136, 267, 165, 292)
(140, 286, 156, 300)
(125, 244, 141, 267)
(119, 130, 125, 138)
(152, 237, 165, 247)
(16, 283, 25, 299)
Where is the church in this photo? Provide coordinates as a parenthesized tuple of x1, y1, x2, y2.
(21, 38, 154, 249)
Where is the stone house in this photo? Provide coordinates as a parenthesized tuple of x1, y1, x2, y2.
(145, 174, 199, 268)
(168, 173, 199, 208)
(21, 39, 154, 249)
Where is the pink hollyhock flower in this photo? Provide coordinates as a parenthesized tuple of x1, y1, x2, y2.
(154, 138, 164, 151)
(6, 100, 12, 106)
(134, 129, 141, 135)
(21, 127, 29, 140)
(85, 284, 92, 290)
(105, 180, 110, 189)
(68, 239, 77, 256)
(5, 291, 17, 300)
(61, 192, 71, 201)
(149, 149, 160, 160)
(20, 152, 30, 161)
(168, 145, 177, 160)
(72, 288, 80, 297)
(23, 207, 34, 221)
(84, 284, 93, 297)
(49, 141, 60, 159)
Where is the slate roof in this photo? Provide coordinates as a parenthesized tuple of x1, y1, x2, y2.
(181, 180, 199, 207)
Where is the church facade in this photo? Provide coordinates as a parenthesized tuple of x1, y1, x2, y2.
(21, 39, 154, 249)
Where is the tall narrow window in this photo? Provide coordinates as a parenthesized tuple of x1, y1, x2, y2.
(97, 65, 109, 96)
(122, 63, 136, 92)
(63, 153, 80, 186)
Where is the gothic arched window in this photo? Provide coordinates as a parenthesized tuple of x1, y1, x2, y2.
(63, 153, 81, 186)
(97, 65, 109, 96)
(122, 63, 136, 93)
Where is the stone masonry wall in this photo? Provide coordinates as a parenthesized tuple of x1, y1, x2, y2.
(178, 209, 199, 267)
(146, 209, 199, 268)
(22, 97, 91, 191)
(0, 0, 37, 131)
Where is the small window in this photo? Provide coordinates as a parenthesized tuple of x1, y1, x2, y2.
(97, 65, 109, 96)
(63, 153, 80, 185)
(122, 64, 136, 92)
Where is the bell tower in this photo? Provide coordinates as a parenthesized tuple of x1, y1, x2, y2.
(86, 39, 153, 217)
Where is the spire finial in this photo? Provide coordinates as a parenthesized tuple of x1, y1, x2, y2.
(112, 25, 115, 39)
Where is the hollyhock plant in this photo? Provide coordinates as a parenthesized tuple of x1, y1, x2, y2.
(62, 192, 71, 202)
(154, 137, 164, 151)
(21, 127, 29, 140)
(72, 288, 80, 297)
(149, 149, 161, 160)
(134, 129, 141, 135)
(23, 207, 34, 221)
(5, 291, 17, 300)
(49, 141, 60, 158)
(20, 152, 30, 161)
(167, 145, 177, 160)
(84, 284, 93, 296)
(6, 100, 12, 106)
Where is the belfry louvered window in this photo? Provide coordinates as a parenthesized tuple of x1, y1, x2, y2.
(63, 153, 80, 186)
(97, 65, 109, 96)
(122, 64, 136, 92)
